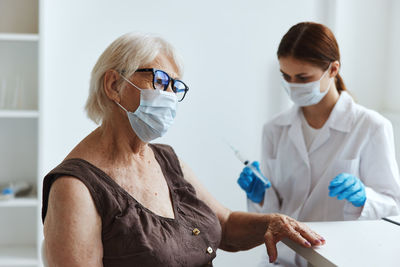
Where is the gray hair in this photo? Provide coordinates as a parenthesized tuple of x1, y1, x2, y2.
(85, 32, 183, 124)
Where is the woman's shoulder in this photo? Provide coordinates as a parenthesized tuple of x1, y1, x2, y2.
(262, 106, 297, 133)
(48, 175, 95, 206)
(62, 128, 111, 164)
(46, 158, 100, 179)
(352, 101, 392, 131)
(42, 157, 120, 224)
(64, 135, 100, 163)
(42, 169, 102, 222)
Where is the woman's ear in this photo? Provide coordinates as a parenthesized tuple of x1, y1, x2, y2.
(103, 70, 121, 102)
(330, 60, 340, 78)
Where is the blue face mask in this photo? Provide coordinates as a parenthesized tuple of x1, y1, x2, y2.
(116, 75, 177, 142)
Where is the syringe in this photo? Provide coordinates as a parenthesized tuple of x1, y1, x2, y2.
(227, 142, 271, 188)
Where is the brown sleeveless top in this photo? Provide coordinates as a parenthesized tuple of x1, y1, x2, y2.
(42, 144, 222, 267)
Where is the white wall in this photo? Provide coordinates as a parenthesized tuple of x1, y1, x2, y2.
(40, 0, 325, 266)
(383, 0, 400, 163)
(385, 0, 400, 112)
(334, 0, 400, 163)
(335, 0, 392, 111)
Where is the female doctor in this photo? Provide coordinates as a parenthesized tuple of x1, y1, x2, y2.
(237, 22, 400, 266)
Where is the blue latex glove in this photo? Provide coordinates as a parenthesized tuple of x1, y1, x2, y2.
(329, 173, 366, 207)
(237, 161, 271, 203)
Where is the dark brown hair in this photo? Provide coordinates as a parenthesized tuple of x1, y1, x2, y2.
(277, 22, 346, 92)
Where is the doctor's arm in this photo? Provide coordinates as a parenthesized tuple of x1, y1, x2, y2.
(347, 121, 400, 219)
(179, 160, 324, 263)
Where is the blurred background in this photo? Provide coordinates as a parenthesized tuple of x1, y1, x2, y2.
(0, 0, 399, 266)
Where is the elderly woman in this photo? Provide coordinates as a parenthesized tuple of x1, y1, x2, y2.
(42, 33, 324, 266)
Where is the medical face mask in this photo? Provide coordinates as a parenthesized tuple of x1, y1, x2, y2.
(281, 64, 333, 107)
(115, 75, 178, 142)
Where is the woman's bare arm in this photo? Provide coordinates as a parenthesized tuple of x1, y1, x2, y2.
(179, 160, 324, 263)
(44, 177, 103, 267)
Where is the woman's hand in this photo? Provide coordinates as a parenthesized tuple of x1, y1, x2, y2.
(264, 213, 325, 263)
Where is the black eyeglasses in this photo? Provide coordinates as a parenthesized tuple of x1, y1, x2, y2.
(135, 68, 189, 102)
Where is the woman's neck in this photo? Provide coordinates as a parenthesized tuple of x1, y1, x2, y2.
(101, 114, 147, 153)
(65, 105, 151, 169)
(302, 85, 340, 129)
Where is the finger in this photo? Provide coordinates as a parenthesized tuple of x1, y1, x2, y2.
(264, 231, 278, 263)
(311, 230, 326, 245)
(329, 183, 347, 197)
(243, 166, 253, 175)
(237, 174, 252, 190)
(296, 225, 324, 246)
(329, 178, 356, 197)
(329, 180, 345, 192)
(329, 178, 344, 188)
(252, 161, 260, 169)
(337, 185, 360, 200)
(349, 192, 366, 207)
(347, 190, 364, 203)
(237, 179, 249, 191)
(240, 172, 253, 184)
(287, 228, 311, 248)
(352, 180, 362, 192)
(342, 176, 356, 188)
(329, 173, 347, 187)
(253, 181, 267, 201)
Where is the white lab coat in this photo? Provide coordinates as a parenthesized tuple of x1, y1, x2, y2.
(248, 91, 400, 266)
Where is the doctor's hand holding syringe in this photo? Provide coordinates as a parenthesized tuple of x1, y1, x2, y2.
(228, 143, 272, 204)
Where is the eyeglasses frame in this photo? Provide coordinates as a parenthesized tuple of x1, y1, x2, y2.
(135, 68, 189, 102)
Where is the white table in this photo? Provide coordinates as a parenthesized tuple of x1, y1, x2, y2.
(282, 220, 400, 267)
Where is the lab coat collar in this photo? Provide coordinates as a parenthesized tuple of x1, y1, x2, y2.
(275, 91, 354, 133)
(326, 91, 354, 133)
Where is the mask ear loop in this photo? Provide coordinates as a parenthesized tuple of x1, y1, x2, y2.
(120, 74, 143, 91)
(115, 101, 128, 112)
(112, 74, 129, 112)
(115, 73, 143, 112)
(320, 63, 334, 93)
(319, 62, 333, 81)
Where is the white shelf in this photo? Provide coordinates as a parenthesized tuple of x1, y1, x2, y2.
(0, 245, 37, 266)
(0, 1, 40, 265)
(0, 110, 39, 118)
(0, 197, 38, 208)
(0, 33, 39, 42)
